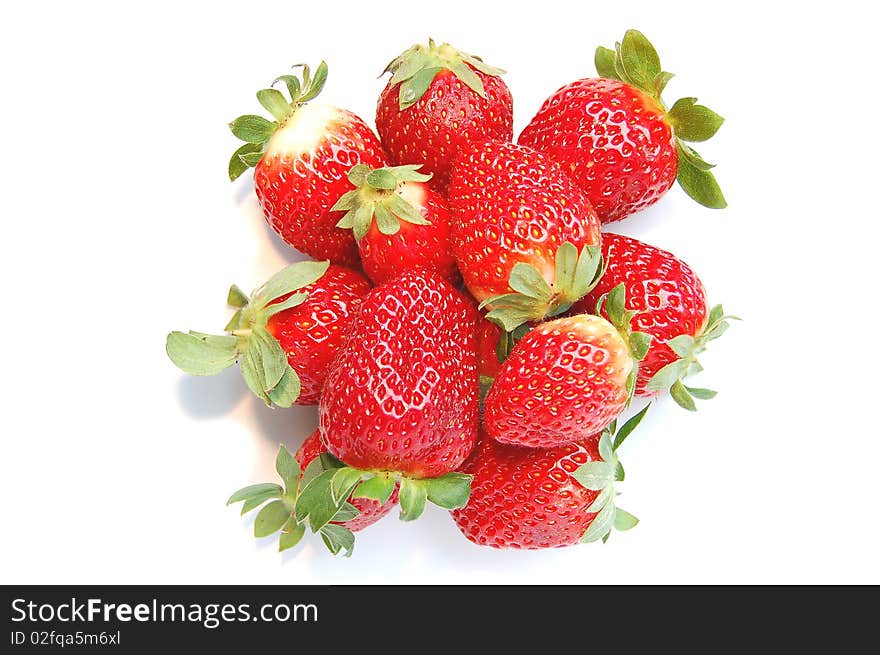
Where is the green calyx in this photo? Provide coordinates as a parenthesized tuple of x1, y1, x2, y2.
(331, 164, 433, 241)
(227, 444, 358, 557)
(572, 403, 650, 543)
(595, 283, 653, 402)
(594, 29, 726, 210)
(166, 260, 331, 407)
(228, 62, 329, 181)
(382, 38, 506, 110)
(481, 242, 605, 333)
(295, 453, 472, 527)
(646, 304, 740, 411)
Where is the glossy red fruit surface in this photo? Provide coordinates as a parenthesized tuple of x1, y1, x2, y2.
(377, 68, 513, 192)
(483, 315, 633, 448)
(571, 232, 708, 396)
(265, 264, 371, 405)
(449, 140, 601, 303)
(519, 78, 677, 224)
(319, 269, 479, 478)
(452, 435, 602, 549)
(295, 430, 398, 532)
(255, 105, 387, 265)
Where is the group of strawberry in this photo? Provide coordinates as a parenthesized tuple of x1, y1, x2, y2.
(167, 29, 735, 556)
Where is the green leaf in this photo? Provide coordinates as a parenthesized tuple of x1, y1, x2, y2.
(250, 327, 287, 390)
(166, 331, 238, 376)
(352, 475, 396, 504)
(295, 469, 346, 532)
(614, 460, 625, 482)
(279, 521, 306, 552)
(449, 60, 486, 97)
(228, 142, 262, 181)
(319, 524, 355, 557)
(389, 48, 430, 84)
(330, 190, 359, 212)
(330, 468, 364, 505)
(708, 304, 724, 326)
(374, 203, 401, 236)
(254, 500, 290, 538)
(618, 29, 661, 94)
(586, 485, 613, 514)
(629, 331, 652, 361)
(670, 380, 697, 411)
(320, 453, 346, 470)
(239, 346, 271, 404)
(229, 114, 276, 143)
(241, 494, 274, 515)
(275, 446, 300, 493)
(460, 54, 506, 77)
(262, 292, 308, 319)
(226, 483, 283, 505)
(366, 168, 399, 190)
(227, 284, 249, 308)
(667, 334, 695, 358)
(594, 46, 619, 79)
(613, 403, 651, 451)
(572, 461, 614, 491)
(570, 245, 603, 300)
(399, 478, 428, 521)
(352, 203, 374, 241)
(388, 193, 430, 225)
(678, 141, 716, 171)
(257, 88, 292, 122)
(614, 507, 640, 531)
(677, 143, 727, 209)
(485, 306, 538, 332)
(703, 320, 730, 342)
(391, 164, 432, 183)
(667, 98, 724, 143)
(299, 61, 328, 103)
(331, 502, 361, 523)
(424, 472, 472, 510)
(646, 358, 688, 392)
(267, 366, 301, 407)
(685, 386, 717, 400)
(604, 284, 627, 327)
(581, 499, 615, 543)
(653, 71, 674, 96)
(554, 241, 578, 296)
(300, 457, 325, 488)
(399, 66, 442, 109)
(273, 74, 301, 101)
(598, 431, 614, 464)
(508, 263, 553, 302)
(254, 260, 329, 308)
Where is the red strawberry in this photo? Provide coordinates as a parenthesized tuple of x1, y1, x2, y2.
(449, 140, 603, 331)
(167, 260, 370, 407)
(229, 63, 387, 266)
(295, 430, 398, 532)
(519, 29, 725, 223)
(571, 232, 737, 409)
(330, 163, 458, 285)
(295, 269, 478, 527)
(475, 315, 504, 381)
(452, 418, 643, 549)
(376, 40, 513, 192)
(226, 436, 394, 557)
(483, 310, 648, 449)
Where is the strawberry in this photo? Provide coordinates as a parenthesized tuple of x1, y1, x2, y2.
(376, 40, 513, 191)
(295, 430, 399, 532)
(483, 300, 650, 448)
(452, 414, 646, 549)
(448, 140, 603, 331)
(330, 163, 458, 285)
(229, 63, 387, 266)
(475, 315, 504, 381)
(571, 232, 737, 410)
(294, 269, 479, 529)
(226, 434, 395, 557)
(519, 29, 725, 223)
(167, 261, 370, 406)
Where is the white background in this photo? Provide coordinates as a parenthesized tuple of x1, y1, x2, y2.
(1, 1, 877, 584)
